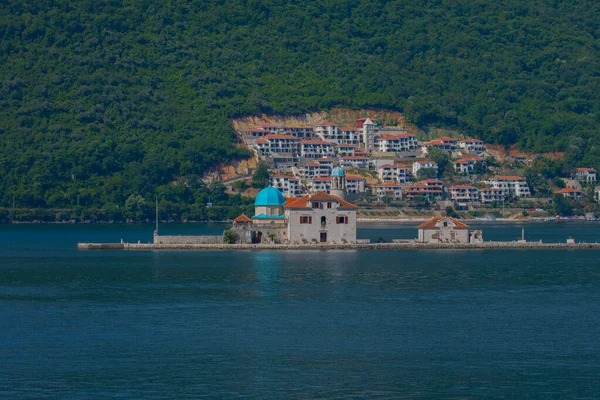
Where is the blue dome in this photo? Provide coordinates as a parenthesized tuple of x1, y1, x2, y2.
(332, 167, 346, 177)
(254, 186, 286, 207)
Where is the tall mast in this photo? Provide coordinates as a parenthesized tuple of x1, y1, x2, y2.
(155, 196, 159, 234)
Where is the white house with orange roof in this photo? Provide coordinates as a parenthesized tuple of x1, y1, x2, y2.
(375, 183, 403, 201)
(555, 188, 583, 200)
(377, 163, 411, 184)
(255, 134, 298, 157)
(335, 144, 357, 157)
(449, 185, 480, 204)
(339, 155, 369, 169)
(479, 188, 505, 203)
(314, 123, 338, 141)
(303, 157, 334, 178)
(412, 159, 438, 177)
(423, 136, 457, 153)
(575, 168, 596, 183)
(453, 156, 484, 174)
(256, 125, 314, 138)
(336, 126, 362, 145)
(299, 140, 335, 158)
(307, 177, 331, 193)
(486, 176, 531, 197)
(375, 133, 419, 154)
(270, 175, 302, 198)
(404, 179, 444, 198)
(458, 138, 485, 154)
(417, 217, 482, 244)
(345, 175, 366, 194)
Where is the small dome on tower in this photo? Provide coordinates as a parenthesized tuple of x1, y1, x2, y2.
(254, 186, 286, 207)
(331, 167, 346, 177)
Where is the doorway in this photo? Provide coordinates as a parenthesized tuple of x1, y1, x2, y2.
(320, 232, 327, 243)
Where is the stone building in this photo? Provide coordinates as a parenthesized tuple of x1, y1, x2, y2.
(231, 177, 358, 244)
(417, 216, 483, 244)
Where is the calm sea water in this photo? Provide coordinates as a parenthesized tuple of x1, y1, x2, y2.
(1, 222, 600, 399)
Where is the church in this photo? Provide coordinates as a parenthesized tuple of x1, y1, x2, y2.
(231, 167, 358, 244)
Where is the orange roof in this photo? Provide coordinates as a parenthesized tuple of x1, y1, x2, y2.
(233, 214, 252, 223)
(256, 139, 268, 143)
(244, 128, 268, 133)
(556, 188, 582, 193)
(338, 126, 358, 131)
(377, 183, 402, 187)
(264, 134, 297, 140)
(461, 137, 484, 143)
(346, 175, 364, 180)
(450, 185, 477, 190)
(496, 176, 524, 181)
(284, 197, 301, 207)
(417, 216, 469, 229)
(299, 140, 331, 145)
(576, 168, 595, 171)
(285, 192, 358, 210)
(455, 156, 483, 163)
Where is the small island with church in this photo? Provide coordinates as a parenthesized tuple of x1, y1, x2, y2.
(77, 166, 600, 251)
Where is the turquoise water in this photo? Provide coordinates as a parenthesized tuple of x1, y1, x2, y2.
(1, 222, 600, 398)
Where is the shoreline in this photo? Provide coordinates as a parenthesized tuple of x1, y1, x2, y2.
(78, 241, 600, 251)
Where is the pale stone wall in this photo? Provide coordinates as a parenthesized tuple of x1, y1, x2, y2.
(418, 227, 469, 244)
(231, 223, 288, 244)
(287, 209, 356, 244)
(154, 233, 224, 245)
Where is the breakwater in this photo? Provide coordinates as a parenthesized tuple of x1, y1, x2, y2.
(77, 241, 600, 251)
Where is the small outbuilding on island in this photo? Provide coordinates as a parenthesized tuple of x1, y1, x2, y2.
(417, 216, 483, 244)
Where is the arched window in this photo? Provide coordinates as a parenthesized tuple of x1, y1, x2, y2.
(321, 216, 326, 225)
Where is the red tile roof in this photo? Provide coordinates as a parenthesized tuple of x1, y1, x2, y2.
(417, 216, 469, 229)
(576, 168, 595, 172)
(496, 176, 525, 181)
(556, 188, 582, 194)
(450, 185, 477, 190)
(285, 192, 358, 210)
(299, 140, 331, 145)
(264, 134, 297, 140)
(233, 214, 252, 223)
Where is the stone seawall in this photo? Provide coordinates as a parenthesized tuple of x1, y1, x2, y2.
(78, 242, 600, 251)
(153, 234, 223, 245)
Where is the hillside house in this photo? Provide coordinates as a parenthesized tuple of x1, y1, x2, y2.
(555, 188, 583, 200)
(376, 183, 403, 201)
(270, 175, 302, 198)
(453, 156, 483, 174)
(412, 160, 438, 177)
(339, 155, 369, 169)
(575, 168, 596, 183)
(479, 188, 505, 203)
(299, 140, 335, 158)
(378, 163, 411, 184)
(486, 176, 531, 197)
(450, 185, 480, 204)
(458, 138, 485, 154)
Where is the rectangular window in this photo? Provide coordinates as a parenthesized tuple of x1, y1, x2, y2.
(300, 216, 312, 224)
(336, 216, 348, 224)
(327, 202, 332, 209)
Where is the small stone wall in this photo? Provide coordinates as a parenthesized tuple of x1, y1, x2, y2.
(153, 234, 223, 245)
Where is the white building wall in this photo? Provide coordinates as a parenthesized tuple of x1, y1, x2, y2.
(287, 209, 357, 244)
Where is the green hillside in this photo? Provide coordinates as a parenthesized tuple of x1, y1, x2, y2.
(1, 0, 599, 219)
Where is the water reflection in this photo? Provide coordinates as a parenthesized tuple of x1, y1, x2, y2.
(250, 252, 283, 297)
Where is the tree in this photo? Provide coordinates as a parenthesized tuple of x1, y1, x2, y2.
(252, 161, 270, 188)
(223, 229, 239, 244)
(445, 206, 460, 219)
(428, 148, 451, 177)
(553, 194, 573, 217)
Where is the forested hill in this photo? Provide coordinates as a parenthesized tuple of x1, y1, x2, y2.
(1, 0, 599, 216)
